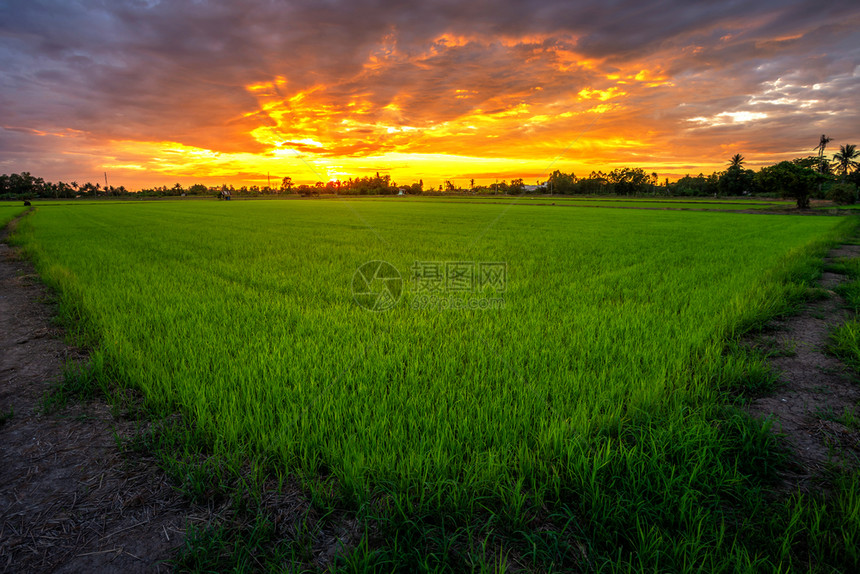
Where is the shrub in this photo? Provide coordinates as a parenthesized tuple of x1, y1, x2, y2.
(827, 183, 859, 205)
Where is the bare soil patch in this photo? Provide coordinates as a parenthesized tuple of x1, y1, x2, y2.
(747, 242, 860, 490)
(0, 218, 197, 573)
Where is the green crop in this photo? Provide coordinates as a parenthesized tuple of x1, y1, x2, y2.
(0, 205, 28, 228)
(13, 200, 859, 571)
(9, 195, 793, 211)
(351, 195, 790, 210)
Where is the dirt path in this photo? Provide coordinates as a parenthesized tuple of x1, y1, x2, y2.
(748, 243, 860, 488)
(0, 218, 197, 573)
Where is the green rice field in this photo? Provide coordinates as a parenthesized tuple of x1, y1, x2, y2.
(341, 195, 792, 211)
(10, 200, 860, 571)
(0, 204, 27, 228)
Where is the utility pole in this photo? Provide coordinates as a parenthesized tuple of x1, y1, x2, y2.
(104, 172, 108, 196)
(267, 172, 271, 190)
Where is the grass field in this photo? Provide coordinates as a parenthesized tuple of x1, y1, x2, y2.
(817, 204, 860, 211)
(0, 204, 27, 228)
(12, 200, 860, 571)
(17, 195, 795, 213)
(339, 195, 793, 211)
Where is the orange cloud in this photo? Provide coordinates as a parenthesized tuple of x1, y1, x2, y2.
(1, 1, 857, 190)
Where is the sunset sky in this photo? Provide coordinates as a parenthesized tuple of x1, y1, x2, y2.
(1, 0, 858, 190)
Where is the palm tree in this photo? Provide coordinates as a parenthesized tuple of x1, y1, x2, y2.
(814, 134, 833, 174)
(814, 134, 833, 158)
(833, 144, 860, 180)
(728, 154, 744, 169)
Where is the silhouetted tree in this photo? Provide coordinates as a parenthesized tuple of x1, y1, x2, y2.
(280, 176, 293, 193)
(720, 155, 755, 196)
(547, 170, 576, 194)
(814, 134, 833, 173)
(833, 144, 860, 181)
(756, 161, 820, 209)
(607, 167, 651, 196)
(728, 154, 744, 169)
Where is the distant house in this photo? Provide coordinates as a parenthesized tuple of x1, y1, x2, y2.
(523, 185, 542, 192)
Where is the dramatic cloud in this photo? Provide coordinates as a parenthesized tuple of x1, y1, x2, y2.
(1, 0, 858, 188)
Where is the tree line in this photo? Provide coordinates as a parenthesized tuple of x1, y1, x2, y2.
(2, 142, 857, 208)
(543, 143, 859, 208)
(0, 171, 421, 200)
(0, 172, 130, 200)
